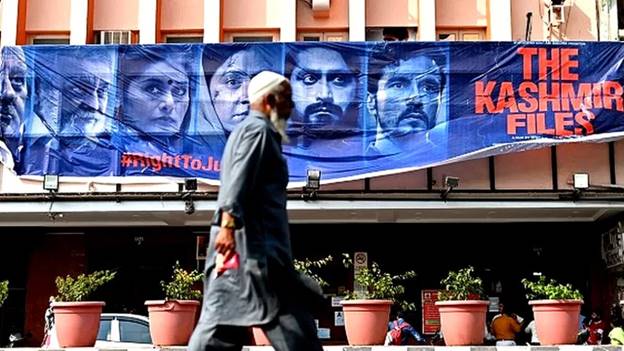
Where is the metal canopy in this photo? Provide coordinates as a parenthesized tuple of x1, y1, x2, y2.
(0, 199, 621, 227)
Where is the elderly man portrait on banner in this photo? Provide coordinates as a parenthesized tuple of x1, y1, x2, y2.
(366, 42, 449, 158)
(283, 43, 367, 157)
(0, 46, 28, 170)
(21, 46, 117, 176)
(188, 71, 324, 351)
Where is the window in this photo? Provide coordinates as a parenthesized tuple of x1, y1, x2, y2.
(365, 27, 417, 41)
(119, 319, 151, 343)
(31, 37, 70, 45)
(165, 36, 203, 43)
(232, 36, 273, 42)
(437, 29, 485, 41)
(223, 31, 279, 42)
(97, 319, 112, 341)
(297, 32, 348, 42)
(95, 31, 134, 44)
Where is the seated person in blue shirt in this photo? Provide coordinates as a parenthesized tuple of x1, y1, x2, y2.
(384, 311, 425, 345)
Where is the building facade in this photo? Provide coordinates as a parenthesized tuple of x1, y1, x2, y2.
(0, 0, 623, 346)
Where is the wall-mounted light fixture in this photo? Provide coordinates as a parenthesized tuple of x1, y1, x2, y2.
(441, 176, 459, 200)
(573, 173, 589, 190)
(185, 178, 198, 191)
(182, 178, 198, 215)
(43, 174, 59, 192)
(303, 169, 321, 201)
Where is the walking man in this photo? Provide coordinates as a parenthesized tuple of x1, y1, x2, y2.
(188, 71, 324, 351)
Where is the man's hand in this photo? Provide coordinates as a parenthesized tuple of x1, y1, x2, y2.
(215, 227, 236, 274)
(215, 226, 236, 255)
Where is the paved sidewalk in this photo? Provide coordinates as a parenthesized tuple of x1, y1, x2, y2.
(0, 346, 622, 351)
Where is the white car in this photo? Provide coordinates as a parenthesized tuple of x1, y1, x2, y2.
(95, 313, 152, 348)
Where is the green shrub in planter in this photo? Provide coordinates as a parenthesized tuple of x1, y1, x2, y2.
(161, 261, 203, 300)
(521, 275, 583, 300)
(0, 280, 8, 307)
(55, 270, 116, 302)
(293, 255, 333, 288)
(342, 254, 417, 310)
(438, 266, 486, 301)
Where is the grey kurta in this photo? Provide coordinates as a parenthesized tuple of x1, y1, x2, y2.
(200, 110, 297, 326)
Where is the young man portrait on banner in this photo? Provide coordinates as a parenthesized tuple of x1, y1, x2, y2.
(281, 43, 367, 181)
(366, 42, 448, 156)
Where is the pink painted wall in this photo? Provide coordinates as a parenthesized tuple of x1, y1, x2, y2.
(26, 0, 70, 31)
(161, 0, 203, 30)
(93, 0, 139, 31)
(557, 143, 610, 190)
(511, 0, 597, 41)
(369, 170, 428, 190)
(561, 0, 598, 40)
(511, 0, 544, 41)
(297, 0, 348, 30)
(495, 149, 552, 189)
(321, 180, 365, 191)
(223, 0, 282, 29)
(615, 141, 624, 184)
(432, 159, 490, 190)
(436, 0, 487, 28)
(365, 0, 418, 27)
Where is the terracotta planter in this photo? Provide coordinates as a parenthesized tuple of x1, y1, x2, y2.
(341, 299, 392, 345)
(435, 300, 488, 346)
(529, 299, 583, 345)
(145, 300, 200, 346)
(52, 301, 105, 347)
(252, 327, 270, 346)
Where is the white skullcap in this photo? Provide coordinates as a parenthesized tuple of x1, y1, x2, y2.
(247, 71, 288, 104)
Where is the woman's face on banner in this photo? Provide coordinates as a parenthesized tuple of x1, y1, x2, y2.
(209, 49, 272, 133)
(123, 58, 190, 134)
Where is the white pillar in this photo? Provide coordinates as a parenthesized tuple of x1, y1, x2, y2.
(488, 0, 511, 41)
(139, 0, 157, 44)
(348, 0, 365, 41)
(1, 0, 19, 46)
(418, 0, 436, 41)
(204, 0, 220, 43)
(70, 0, 88, 45)
(281, 0, 296, 42)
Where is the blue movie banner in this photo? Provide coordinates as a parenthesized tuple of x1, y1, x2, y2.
(0, 42, 623, 185)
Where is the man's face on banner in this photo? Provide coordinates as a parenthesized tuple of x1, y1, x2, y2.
(0, 48, 27, 137)
(290, 48, 357, 130)
(209, 48, 273, 133)
(60, 57, 111, 135)
(374, 55, 442, 136)
(123, 57, 190, 134)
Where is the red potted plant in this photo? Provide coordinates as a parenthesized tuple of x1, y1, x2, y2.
(145, 261, 203, 346)
(435, 266, 489, 346)
(53, 270, 116, 347)
(341, 254, 417, 346)
(522, 275, 583, 345)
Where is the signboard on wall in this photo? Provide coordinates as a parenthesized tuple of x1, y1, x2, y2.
(353, 252, 368, 297)
(421, 289, 441, 335)
(2, 42, 624, 186)
(602, 221, 624, 268)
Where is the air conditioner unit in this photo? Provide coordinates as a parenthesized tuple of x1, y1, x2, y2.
(550, 4, 565, 24)
(99, 31, 132, 45)
(312, 0, 330, 18)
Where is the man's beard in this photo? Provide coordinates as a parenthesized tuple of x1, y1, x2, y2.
(270, 109, 289, 143)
